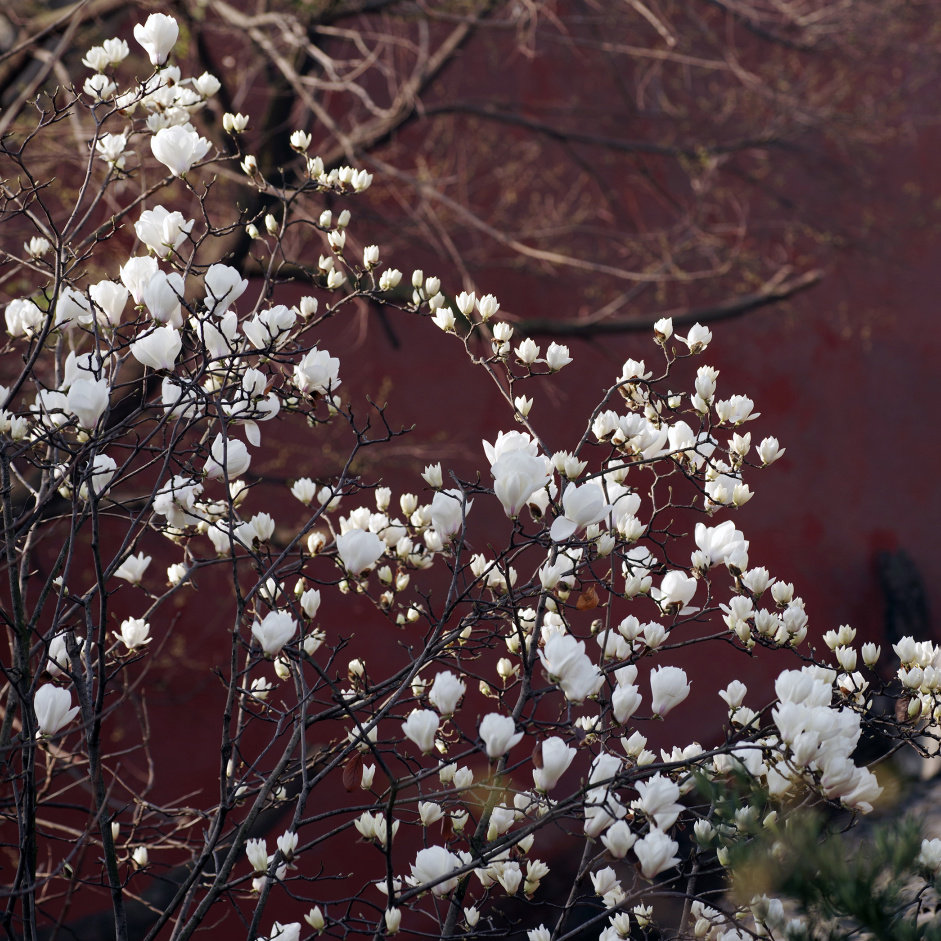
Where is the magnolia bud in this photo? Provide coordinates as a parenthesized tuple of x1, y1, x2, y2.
(290, 130, 312, 152)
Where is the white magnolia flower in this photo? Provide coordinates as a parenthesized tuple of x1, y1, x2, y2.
(130, 325, 182, 370)
(151, 125, 210, 177)
(66, 378, 109, 429)
(408, 845, 462, 897)
(134, 13, 179, 65)
(34, 685, 80, 737)
(114, 552, 152, 585)
(515, 338, 540, 364)
(6, 298, 44, 337)
(758, 436, 785, 464)
(402, 709, 439, 754)
(428, 671, 466, 716)
(83, 454, 117, 499)
(430, 489, 471, 540)
(113, 617, 152, 650)
(85, 74, 117, 102)
(131, 846, 149, 868)
(544, 342, 572, 371)
(203, 264, 248, 315)
(88, 280, 129, 328)
(477, 294, 499, 320)
(538, 633, 604, 703)
(203, 433, 251, 479)
(601, 820, 637, 858)
(634, 773, 682, 829)
(654, 317, 673, 341)
(677, 322, 712, 354)
(652, 570, 698, 615)
(193, 72, 221, 98)
(243, 305, 296, 350)
(293, 348, 341, 396)
(634, 828, 680, 878)
(649, 665, 691, 717)
(299, 588, 321, 619)
(612, 684, 642, 724)
(550, 482, 613, 542)
(120, 256, 160, 305)
(83, 45, 110, 71)
(94, 132, 127, 166)
(336, 529, 384, 575)
(532, 736, 576, 791)
(251, 611, 296, 657)
(135, 206, 194, 257)
(24, 236, 51, 258)
(917, 838, 941, 874)
(492, 449, 551, 518)
(102, 38, 129, 65)
(479, 712, 523, 758)
(694, 521, 747, 568)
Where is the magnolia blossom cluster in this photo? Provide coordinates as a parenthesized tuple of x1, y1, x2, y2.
(4, 14, 927, 941)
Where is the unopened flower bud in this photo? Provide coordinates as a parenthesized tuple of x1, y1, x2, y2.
(290, 130, 312, 152)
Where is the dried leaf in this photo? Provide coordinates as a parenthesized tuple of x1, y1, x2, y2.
(576, 585, 599, 610)
(342, 752, 363, 792)
(532, 741, 544, 770)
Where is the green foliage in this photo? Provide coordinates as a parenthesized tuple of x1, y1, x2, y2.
(739, 814, 941, 941)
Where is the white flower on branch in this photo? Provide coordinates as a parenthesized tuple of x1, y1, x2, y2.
(550, 482, 612, 543)
(151, 125, 210, 177)
(203, 264, 248, 316)
(113, 552, 151, 585)
(430, 489, 471, 541)
(135, 206, 194, 258)
(203, 433, 251, 479)
(293, 347, 341, 396)
(88, 280, 128, 328)
(130, 325, 182, 371)
(402, 709, 439, 754)
(532, 736, 576, 792)
(134, 13, 179, 65)
(479, 712, 523, 759)
(492, 449, 551, 518)
(113, 617, 152, 651)
(407, 846, 462, 897)
(5, 299, 44, 337)
(335, 529, 384, 575)
(120, 256, 159, 305)
(649, 665, 691, 717)
(428, 671, 466, 716)
(539, 633, 604, 704)
(634, 828, 680, 879)
(251, 611, 296, 657)
(34, 686, 80, 737)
